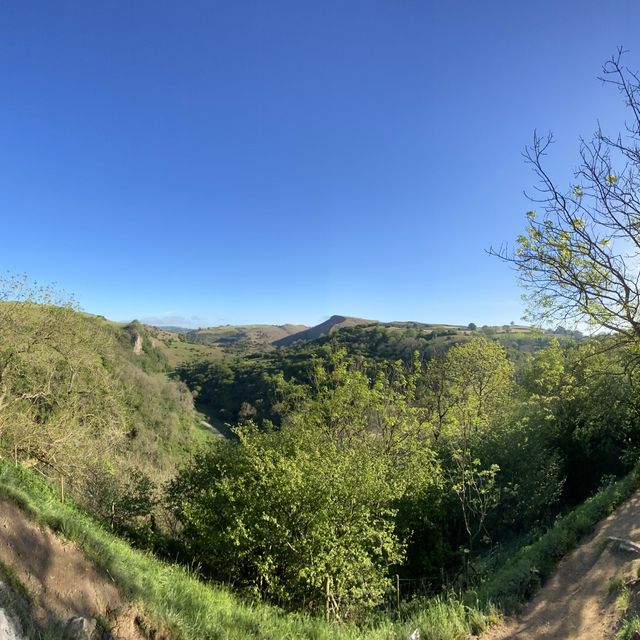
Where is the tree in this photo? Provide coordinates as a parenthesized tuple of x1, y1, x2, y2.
(493, 50, 640, 342)
(519, 337, 640, 501)
(418, 336, 513, 440)
(445, 336, 514, 432)
(0, 275, 126, 488)
(415, 337, 513, 566)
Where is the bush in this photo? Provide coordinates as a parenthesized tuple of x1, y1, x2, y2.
(166, 425, 405, 618)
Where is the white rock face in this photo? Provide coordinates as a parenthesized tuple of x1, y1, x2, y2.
(0, 607, 25, 640)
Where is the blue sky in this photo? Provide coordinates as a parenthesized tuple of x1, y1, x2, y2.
(1, 1, 638, 327)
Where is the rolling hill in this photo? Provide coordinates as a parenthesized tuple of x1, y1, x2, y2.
(273, 315, 377, 346)
(161, 316, 380, 354)
(147, 314, 557, 365)
(183, 323, 308, 352)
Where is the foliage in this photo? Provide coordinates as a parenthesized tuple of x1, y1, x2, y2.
(519, 338, 640, 502)
(119, 321, 171, 373)
(167, 353, 442, 619)
(174, 324, 561, 429)
(495, 51, 640, 340)
(0, 457, 507, 640)
(0, 276, 127, 488)
(0, 275, 206, 541)
(6, 271, 640, 635)
(171, 331, 640, 601)
(478, 467, 640, 611)
(618, 615, 640, 640)
(5, 453, 640, 640)
(84, 467, 158, 546)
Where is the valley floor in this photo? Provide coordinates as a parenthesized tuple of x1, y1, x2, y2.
(485, 490, 640, 640)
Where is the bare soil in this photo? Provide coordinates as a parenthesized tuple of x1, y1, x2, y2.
(485, 490, 640, 640)
(0, 499, 145, 639)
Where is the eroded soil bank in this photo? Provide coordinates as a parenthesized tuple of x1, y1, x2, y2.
(485, 491, 640, 640)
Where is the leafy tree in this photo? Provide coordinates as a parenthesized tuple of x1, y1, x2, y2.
(450, 456, 500, 557)
(420, 336, 514, 437)
(86, 467, 157, 546)
(494, 51, 640, 341)
(167, 427, 405, 618)
(417, 337, 514, 566)
(515, 337, 640, 504)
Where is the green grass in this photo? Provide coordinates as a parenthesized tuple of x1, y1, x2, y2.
(609, 572, 627, 594)
(618, 615, 640, 640)
(0, 460, 638, 639)
(617, 588, 632, 615)
(0, 460, 425, 640)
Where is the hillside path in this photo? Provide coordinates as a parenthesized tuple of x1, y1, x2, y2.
(0, 499, 144, 639)
(485, 490, 640, 640)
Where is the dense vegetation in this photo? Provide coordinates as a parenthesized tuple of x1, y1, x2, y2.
(2, 441, 638, 640)
(4, 272, 637, 631)
(0, 276, 209, 547)
(173, 322, 576, 426)
(167, 331, 640, 620)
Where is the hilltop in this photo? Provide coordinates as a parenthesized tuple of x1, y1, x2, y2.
(147, 314, 548, 362)
(273, 314, 376, 346)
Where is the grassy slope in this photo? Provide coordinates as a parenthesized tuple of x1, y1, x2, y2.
(0, 461, 384, 640)
(146, 326, 225, 368)
(0, 459, 637, 640)
(105, 321, 214, 478)
(184, 324, 308, 353)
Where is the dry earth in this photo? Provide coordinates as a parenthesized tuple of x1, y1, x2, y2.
(0, 499, 145, 639)
(485, 490, 640, 640)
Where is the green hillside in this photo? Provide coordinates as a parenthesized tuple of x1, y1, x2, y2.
(4, 278, 637, 640)
(173, 319, 577, 427)
(183, 323, 308, 352)
(0, 287, 213, 545)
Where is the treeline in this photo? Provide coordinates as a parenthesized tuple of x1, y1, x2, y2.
(165, 334, 640, 619)
(174, 323, 575, 426)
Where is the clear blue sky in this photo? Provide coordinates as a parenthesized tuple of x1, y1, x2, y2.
(1, 1, 638, 327)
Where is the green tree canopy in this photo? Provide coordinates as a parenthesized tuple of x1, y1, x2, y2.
(167, 352, 443, 618)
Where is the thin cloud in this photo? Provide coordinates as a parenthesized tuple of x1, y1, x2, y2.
(138, 314, 204, 328)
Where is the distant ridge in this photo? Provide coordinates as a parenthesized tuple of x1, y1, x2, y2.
(181, 323, 308, 351)
(148, 314, 544, 356)
(273, 315, 377, 347)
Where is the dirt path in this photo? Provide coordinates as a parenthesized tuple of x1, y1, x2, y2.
(485, 490, 640, 640)
(0, 499, 144, 639)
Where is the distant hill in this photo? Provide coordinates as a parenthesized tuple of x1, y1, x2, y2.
(147, 311, 577, 366)
(153, 325, 191, 333)
(274, 315, 377, 347)
(184, 323, 308, 352)
(161, 315, 553, 357)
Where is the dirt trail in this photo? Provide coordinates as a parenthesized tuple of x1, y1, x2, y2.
(0, 499, 144, 639)
(485, 490, 640, 640)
